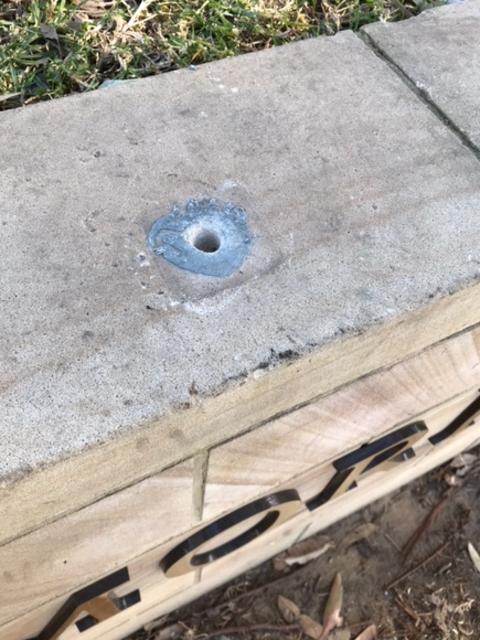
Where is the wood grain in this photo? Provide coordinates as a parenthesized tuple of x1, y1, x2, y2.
(0, 460, 194, 627)
(10, 406, 478, 640)
(2, 325, 480, 639)
(204, 329, 480, 519)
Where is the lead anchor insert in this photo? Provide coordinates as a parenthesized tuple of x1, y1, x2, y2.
(148, 198, 252, 277)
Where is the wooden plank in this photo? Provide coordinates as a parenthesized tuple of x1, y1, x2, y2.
(7, 399, 477, 640)
(294, 388, 480, 504)
(2, 328, 480, 638)
(89, 401, 480, 640)
(204, 328, 480, 519)
(1, 525, 203, 640)
(0, 461, 194, 627)
(2, 286, 480, 548)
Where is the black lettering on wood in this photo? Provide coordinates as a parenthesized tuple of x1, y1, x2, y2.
(429, 392, 480, 446)
(160, 489, 303, 578)
(306, 421, 428, 511)
(27, 567, 131, 640)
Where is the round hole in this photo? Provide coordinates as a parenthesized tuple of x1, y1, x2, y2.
(192, 228, 221, 253)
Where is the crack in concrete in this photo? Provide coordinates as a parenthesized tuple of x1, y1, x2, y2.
(357, 29, 480, 166)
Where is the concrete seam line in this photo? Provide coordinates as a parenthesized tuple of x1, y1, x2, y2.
(357, 29, 480, 165)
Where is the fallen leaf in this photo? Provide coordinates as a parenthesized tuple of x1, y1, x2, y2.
(76, 0, 108, 18)
(340, 523, 377, 551)
(285, 542, 334, 567)
(273, 535, 335, 571)
(299, 614, 324, 640)
(287, 536, 333, 555)
(277, 595, 301, 623)
(468, 542, 480, 573)
(354, 624, 377, 640)
(320, 573, 343, 639)
(273, 554, 289, 572)
(275, 537, 334, 571)
(329, 629, 351, 640)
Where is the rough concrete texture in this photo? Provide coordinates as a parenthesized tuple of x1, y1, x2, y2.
(364, 0, 480, 149)
(1, 29, 480, 481)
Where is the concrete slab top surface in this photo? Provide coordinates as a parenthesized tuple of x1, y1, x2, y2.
(364, 0, 480, 149)
(1, 28, 480, 482)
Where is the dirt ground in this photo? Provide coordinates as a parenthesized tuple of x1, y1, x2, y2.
(129, 449, 480, 640)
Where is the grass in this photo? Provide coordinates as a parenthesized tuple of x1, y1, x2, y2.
(0, 0, 439, 110)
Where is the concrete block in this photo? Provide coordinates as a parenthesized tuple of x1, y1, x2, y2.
(1, 29, 480, 540)
(364, 0, 480, 149)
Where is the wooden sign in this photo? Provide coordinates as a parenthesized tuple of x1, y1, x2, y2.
(3, 326, 480, 640)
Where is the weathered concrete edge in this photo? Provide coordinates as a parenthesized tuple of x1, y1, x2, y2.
(2, 280, 480, 547)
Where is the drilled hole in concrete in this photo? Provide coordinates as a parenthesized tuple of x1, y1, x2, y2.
(191, 228, 221, 253)
(148, 199, 251, 276)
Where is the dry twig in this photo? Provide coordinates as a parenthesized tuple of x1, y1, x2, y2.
(401, 490, 452, 562)
(385, 541, 450, 591)
(198, 623, 300, 638)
